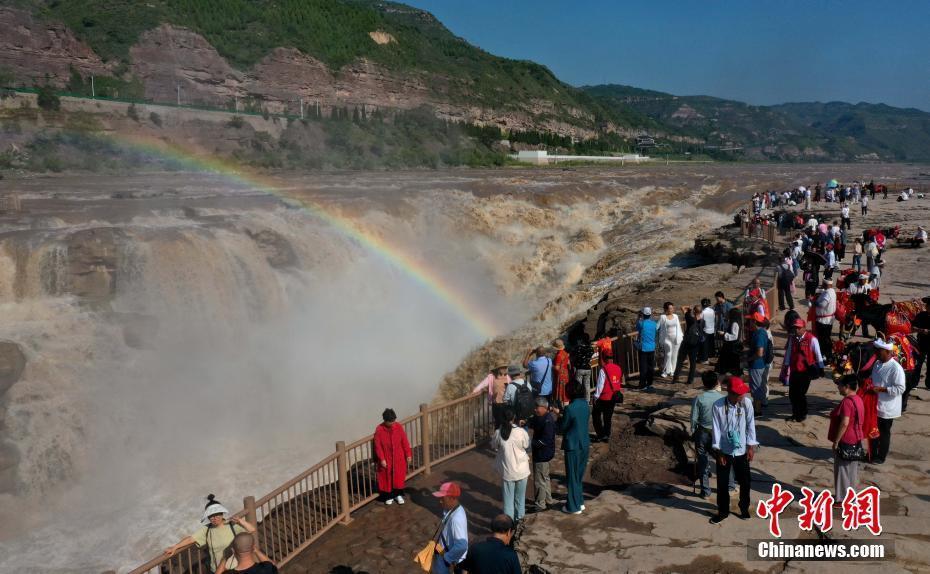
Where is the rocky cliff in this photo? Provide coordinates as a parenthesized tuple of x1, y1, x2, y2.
(0, 7, 112, 84)
(0, 7, 600, 138)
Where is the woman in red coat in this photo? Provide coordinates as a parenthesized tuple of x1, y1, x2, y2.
(374, 408, 412, 505)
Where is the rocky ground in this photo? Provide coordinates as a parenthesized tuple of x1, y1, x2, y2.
(288, 189, 930, 572)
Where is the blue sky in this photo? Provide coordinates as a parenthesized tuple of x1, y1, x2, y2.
(404, 1, 930, 112)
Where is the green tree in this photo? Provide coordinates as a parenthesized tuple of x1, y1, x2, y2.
(36, 85, 61, 111)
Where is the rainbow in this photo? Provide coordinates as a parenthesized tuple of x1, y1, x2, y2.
(111, 133, 501, 339)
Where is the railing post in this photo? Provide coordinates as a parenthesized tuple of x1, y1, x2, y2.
(420, 403, 432, 476)
(243, 495, 257, 529)
(336, 441, 353, 525)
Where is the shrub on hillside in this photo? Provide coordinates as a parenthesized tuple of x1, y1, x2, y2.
(36, 85, 61, 111)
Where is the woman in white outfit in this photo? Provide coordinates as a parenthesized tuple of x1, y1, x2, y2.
(657, 302, 682, 378)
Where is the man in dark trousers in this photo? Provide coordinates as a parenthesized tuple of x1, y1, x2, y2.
(528, 397, 557, 512)
(459, 514, 521, 574)
(709, 377, 758, 524)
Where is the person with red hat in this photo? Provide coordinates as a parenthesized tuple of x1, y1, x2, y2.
(430, 482, 468, 573)
(781, 316, 825, 422)
(709, 376, 758, 524)
(747, 312, 772, 414)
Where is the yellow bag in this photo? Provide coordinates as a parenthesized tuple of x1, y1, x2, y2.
(414, 505, 458, 572)
(413, 540, 439, 572)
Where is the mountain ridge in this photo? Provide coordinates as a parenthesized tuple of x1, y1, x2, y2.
(1, 1, 929, 162)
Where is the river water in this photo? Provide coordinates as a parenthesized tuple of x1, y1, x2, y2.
(0, 164, 922, 572)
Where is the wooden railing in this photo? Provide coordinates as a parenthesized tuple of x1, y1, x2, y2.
(127, 393, 492, 573)
(740, 219, 776, 244)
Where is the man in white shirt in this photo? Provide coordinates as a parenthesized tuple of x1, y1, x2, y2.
(823, 245, 837, 280)
(841, 203, 851, 230)
(709, 376, 758, 524)
(700, 298, 716, 363)
(804, 187, 811, 210)
(861, 194, 869, 216)
(814, 279, 836, 360)
(807, 216, 818, 231)
(870, 339, 907, 464)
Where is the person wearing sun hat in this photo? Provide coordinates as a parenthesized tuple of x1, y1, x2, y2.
(709, 376, 758, 524)
(870, 338, 906, 464)
(164, 494, 257, 572)
(472, 362, 511, 429)
(431, 481, 468, 573)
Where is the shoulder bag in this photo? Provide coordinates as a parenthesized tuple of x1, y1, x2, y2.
(836, 399, 867, 462)
(414, 505, 459, 572)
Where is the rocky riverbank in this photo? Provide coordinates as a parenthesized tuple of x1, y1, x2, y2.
(515, 185, 930, 572)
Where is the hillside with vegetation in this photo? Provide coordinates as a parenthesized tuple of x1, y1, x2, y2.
(1, 1, 930, 168)
(582, 84, 930, 162)
(14, 0, 620, 123)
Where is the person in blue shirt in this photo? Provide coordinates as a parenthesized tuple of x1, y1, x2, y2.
(747, 313, 771, 414)
(636, 307, 659, 391)
(709, 376, 758, 524)
(431, 482, 468, 573)
(523, 346, 553, 398)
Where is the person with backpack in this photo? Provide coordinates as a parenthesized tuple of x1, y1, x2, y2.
(569, 334, 595, 400)
(528, 398, 557, 512)
(691, 372, 725, 498)
(672, 306, 702, 385)
(781, 317, 825, 422)
(592, 354, 623, 442)
(164, 495, 257, 572)
(776, 253, 796, 311)
(491, 409, 531, 524)
(715, 307, 744, 376)
(747, 313, 773, 415)
(504, 365, 535, 424)
(472, 363, 511, 429)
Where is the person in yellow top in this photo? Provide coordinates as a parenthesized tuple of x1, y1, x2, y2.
(164, 494, 258, 572)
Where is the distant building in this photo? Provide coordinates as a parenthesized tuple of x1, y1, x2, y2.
(514, 150, 649, 165)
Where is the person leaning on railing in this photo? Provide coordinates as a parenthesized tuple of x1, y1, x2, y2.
(164, 494, 257, 572)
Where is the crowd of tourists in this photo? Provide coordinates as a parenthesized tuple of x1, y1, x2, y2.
(159, 179, 927, 574)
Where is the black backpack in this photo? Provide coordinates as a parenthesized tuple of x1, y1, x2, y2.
(684, 321, 701, 347)
(569, 342, 594, 370)
(510, 382, 535, 421)
(764, 335, 775, 365)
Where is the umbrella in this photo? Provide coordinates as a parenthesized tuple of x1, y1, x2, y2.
(804, 251, 827, 266)
(827, 179, 839, 189)
(798, 186, 807, 192)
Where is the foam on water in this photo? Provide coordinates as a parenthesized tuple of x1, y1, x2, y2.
(0, 174, 730, 572)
